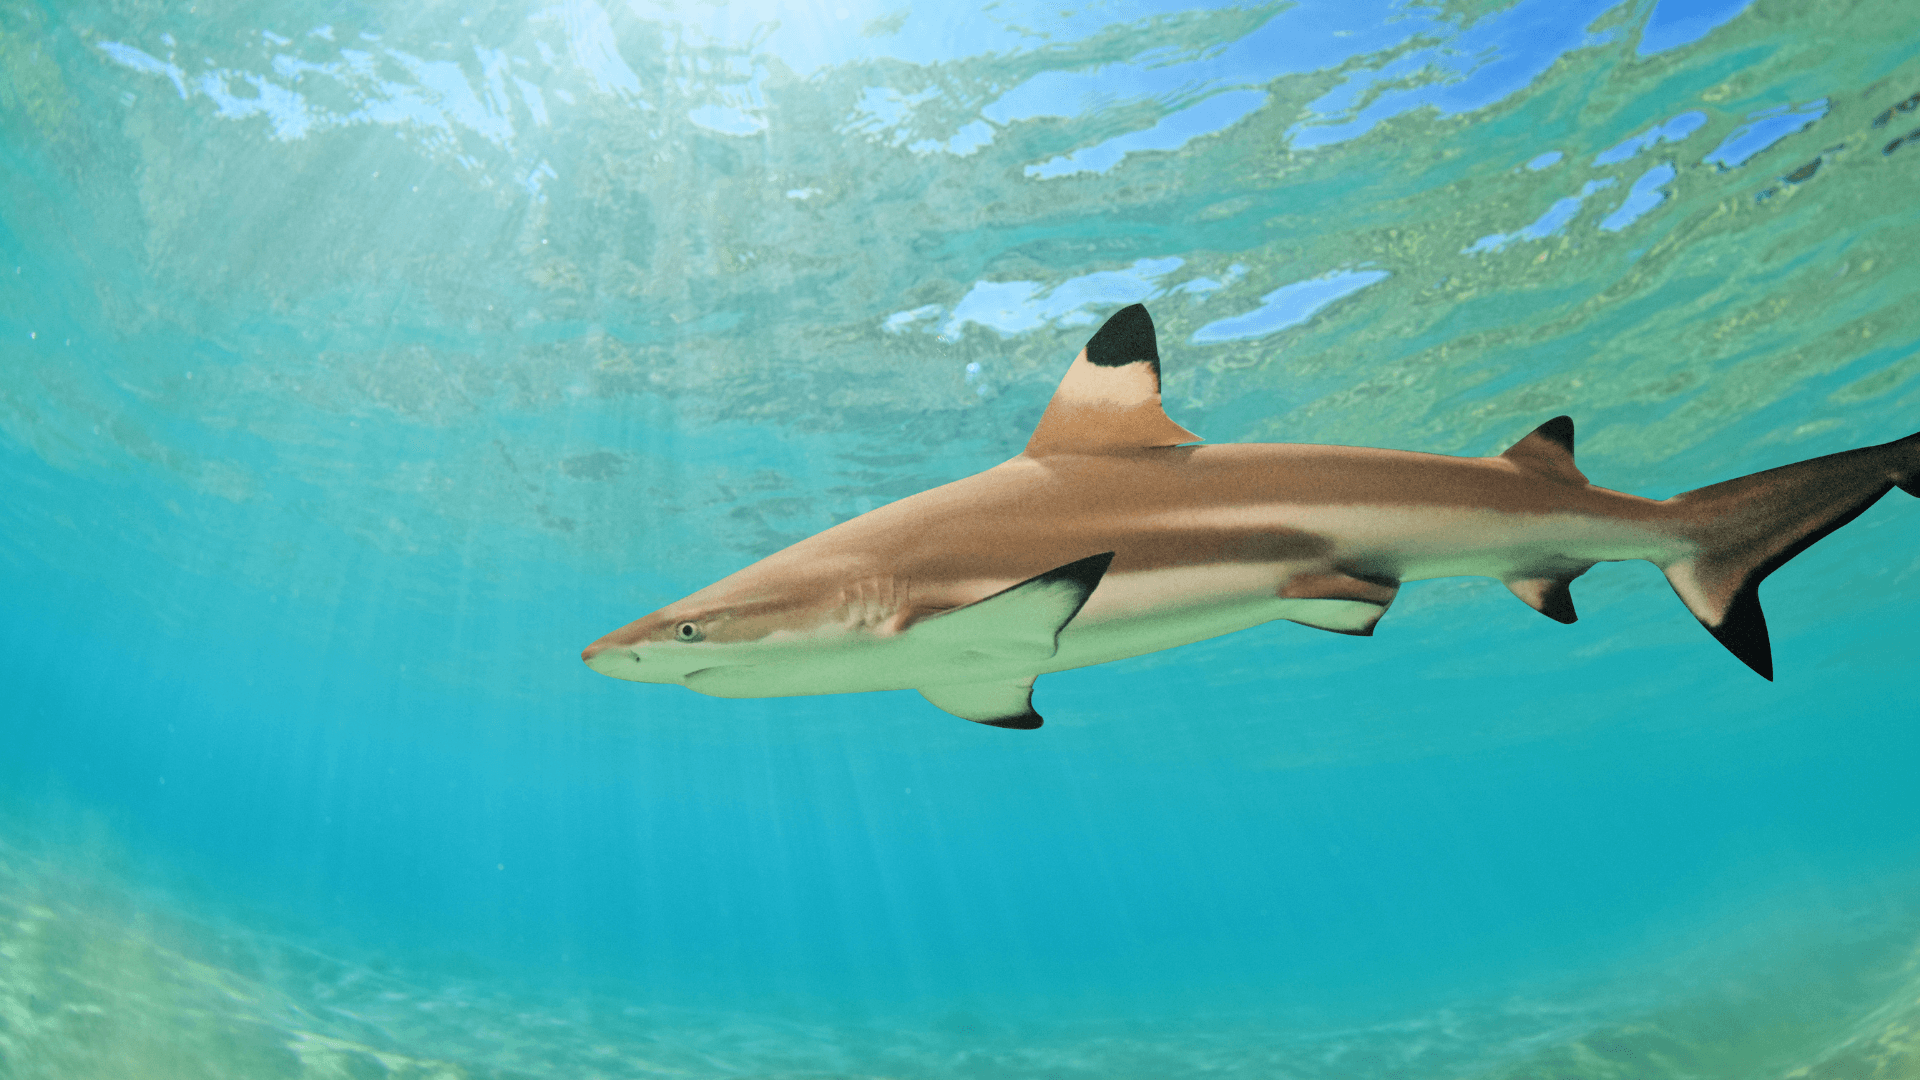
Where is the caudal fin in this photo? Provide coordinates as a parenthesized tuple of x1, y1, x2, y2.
(1661, 430, 1920, 679)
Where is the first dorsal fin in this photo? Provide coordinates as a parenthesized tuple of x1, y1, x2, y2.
(1499, 416, 1588, 485)
(1025, 304, 1202, 456)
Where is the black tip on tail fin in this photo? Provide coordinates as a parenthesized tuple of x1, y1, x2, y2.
(1897, 429, 1920, 496)
(1664, 557, 1777, 680)
(1663, 431, 1920, 680)
(1705, 588, 1774, 680)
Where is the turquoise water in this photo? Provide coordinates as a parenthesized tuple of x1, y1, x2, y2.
(5, 0, 1920, 1074)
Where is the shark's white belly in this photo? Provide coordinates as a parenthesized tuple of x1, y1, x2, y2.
(1042, 503, 1663, 673)
(676, 566, 1374, 699)
(1045, 564, 1357, 673)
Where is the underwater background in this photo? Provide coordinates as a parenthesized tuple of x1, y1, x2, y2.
(5, 0, 1920, 1075)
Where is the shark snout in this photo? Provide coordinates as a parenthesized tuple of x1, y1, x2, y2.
(581, 637, 654, 682)
(581, 635, 709, 685)
(583, 644, 650, 684)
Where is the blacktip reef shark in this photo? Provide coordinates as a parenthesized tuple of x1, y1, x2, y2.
(583, 304, 1920, 729)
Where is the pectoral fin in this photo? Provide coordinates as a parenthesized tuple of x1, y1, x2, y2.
(920, 678, 1043, 728)
(909, 551, 1114, 660)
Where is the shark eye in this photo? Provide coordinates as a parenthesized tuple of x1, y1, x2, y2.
(675, 621, 704, 642)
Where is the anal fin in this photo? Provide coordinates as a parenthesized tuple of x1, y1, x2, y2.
(1506, 576, 1580, 624)
(920, 678, 1043, 729)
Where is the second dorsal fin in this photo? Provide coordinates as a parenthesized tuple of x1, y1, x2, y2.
(1500, 416, 1588, 485)
(1024, 304, 1202, 457)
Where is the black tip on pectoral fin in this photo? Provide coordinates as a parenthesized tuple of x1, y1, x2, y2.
(1048, 550, 1116, 592)
(980, 710, 1044, 730)
(1704, 587, 1774, 681)
(1085, 304, 1159, 372)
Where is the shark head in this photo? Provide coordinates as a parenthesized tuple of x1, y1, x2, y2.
(583, 528, 1118, 716)
(579, 549, 920, 697)
(578, 603, 741, 686)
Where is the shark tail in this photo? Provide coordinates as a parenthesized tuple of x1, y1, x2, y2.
(1660, 429, 1920, 680)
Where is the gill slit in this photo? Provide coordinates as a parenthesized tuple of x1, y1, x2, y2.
(840, 573, 909, 633)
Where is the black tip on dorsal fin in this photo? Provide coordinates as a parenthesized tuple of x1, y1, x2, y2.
(1085, 303, 1159, 372)
(1025, 307, 1198, 455)
(1500, 416, 1587, 485)
(1532, 415, 1575, 453)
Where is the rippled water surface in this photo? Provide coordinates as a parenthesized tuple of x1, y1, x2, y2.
(5, 0, 1920, 1075)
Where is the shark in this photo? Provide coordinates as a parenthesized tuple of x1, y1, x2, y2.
(583, 303, 1919, 728)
